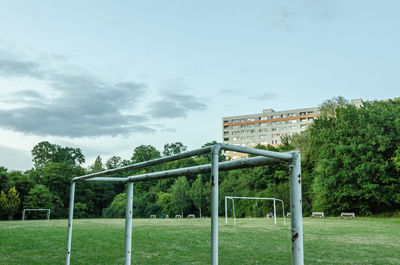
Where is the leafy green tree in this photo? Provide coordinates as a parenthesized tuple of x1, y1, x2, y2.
(171, 176, 191, 217)
(54, 146, 85, 167)
(0, 167, 8, 192)
(131, 145, 161, 163)
(31, 141, 57, 168)
(393, 146, 400, 172)
(163, 142, 187, 156)
(190, 175, 208, 218)
(309, 99, 400, 215)
(157, 192, 174, 216)
(31, 141, 85, 168)
(90, 155, 104, 172)
(74, 202, 88, 218)
(0, 187, 21, 220)
(24, 185, 60, 216)
(37, 162, 84, 216)
(103, 192, 126, 218)
(319, 96, 349, 117)
(106, 156, 122, 169)
(6, 171, 34, 203)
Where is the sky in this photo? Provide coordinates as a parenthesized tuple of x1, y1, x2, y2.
(0, 0, 399, 171)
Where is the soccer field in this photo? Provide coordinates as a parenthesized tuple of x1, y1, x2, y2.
(0, 217, 399, 264)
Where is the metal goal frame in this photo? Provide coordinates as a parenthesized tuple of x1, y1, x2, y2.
(22, 208, 50, 220)
(65, 143, 304, 265)
(224, 196, 285, 226)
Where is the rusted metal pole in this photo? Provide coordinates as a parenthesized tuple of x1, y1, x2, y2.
(65, 182, 75, 265)
(289, 151, 304, 265)
(124, 182, 134, 265)
(211, 144, 222, 265)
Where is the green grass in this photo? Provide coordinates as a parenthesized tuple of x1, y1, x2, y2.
(0, 217, 399, 264)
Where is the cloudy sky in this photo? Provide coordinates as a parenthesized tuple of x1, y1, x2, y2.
(0, 1, 399, 170)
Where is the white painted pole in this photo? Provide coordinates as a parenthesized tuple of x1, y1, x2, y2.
(232, 199, 236, 227)
(225, 197, 228, 225)
(273, 199, 277, 225)
(282, 201, 286, 226)
(22, 209, 25, 220)
(211, 144, 221, 265)
(66, 182, 76, 265)
(290, 151, 304, 265)
(124, 182, 134, 265)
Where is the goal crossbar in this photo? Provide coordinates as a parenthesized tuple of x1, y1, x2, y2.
(65, 143, 303, 265)
(22, 209, 50, 220)
(224, 196, 285, 226)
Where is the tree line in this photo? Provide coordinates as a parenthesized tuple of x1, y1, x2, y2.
(1, 97, 399, 220)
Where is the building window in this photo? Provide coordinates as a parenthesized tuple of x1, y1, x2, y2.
(259, 129, 267, 133)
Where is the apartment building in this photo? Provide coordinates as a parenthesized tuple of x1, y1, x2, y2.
(222, 99, 364, 160)
(222, 106, 319, 160)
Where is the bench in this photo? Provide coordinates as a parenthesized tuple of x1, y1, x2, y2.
(286, 212, 291, 218)
(339, 212, 355, 219)
(188, 214, 195, 218)
(174, 215, 182, 218)
(311, 212, 324, 218)
(165, 215, 169, 219)
(150, 215, 156, 219)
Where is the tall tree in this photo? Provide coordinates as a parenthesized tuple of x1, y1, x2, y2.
(24, 184, 59, 213)
(105, 156, 122, 169)
(31, 141, 58, 168)
(131, 145, 161, 163)
(310, 99, 400, 215)
(319, 96, 349, 117)
(90, 155, 104, 172)
(171, 176, 191, 217)
(190, 175, 207, 218)
(0, 167, 8, 192)
(0, 187, 21, 220)
(31, 141, 85, 168)
(163, 142, 187, 156)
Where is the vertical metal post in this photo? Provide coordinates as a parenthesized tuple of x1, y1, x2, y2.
(66, 182, 76, 265)
(47, 210, 50, 220)
(273, 199, 277, 225)
(225, 197, 228, 224)
(290, 151, 304, 265)
(211, 144, 221, 265)
(22, 209, 25, 220)
(124, 182, 134, 265)
(282, 201, 286, 226)
(232, 199, 236, 227)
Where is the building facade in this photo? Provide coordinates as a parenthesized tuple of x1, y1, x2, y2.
(222, 106, 320, 160)
(222, 99, 364, 160)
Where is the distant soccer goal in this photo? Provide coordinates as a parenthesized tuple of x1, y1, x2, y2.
(21, 209, 50, 220)
(225, 196, 285, 226)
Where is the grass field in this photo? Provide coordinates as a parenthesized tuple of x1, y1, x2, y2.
(1, 217, 399, 264)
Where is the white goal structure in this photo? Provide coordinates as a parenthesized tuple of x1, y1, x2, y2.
(65, 143, 304, 265)
(225, 196, 285, 226)
(22, 209, 50, 220)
